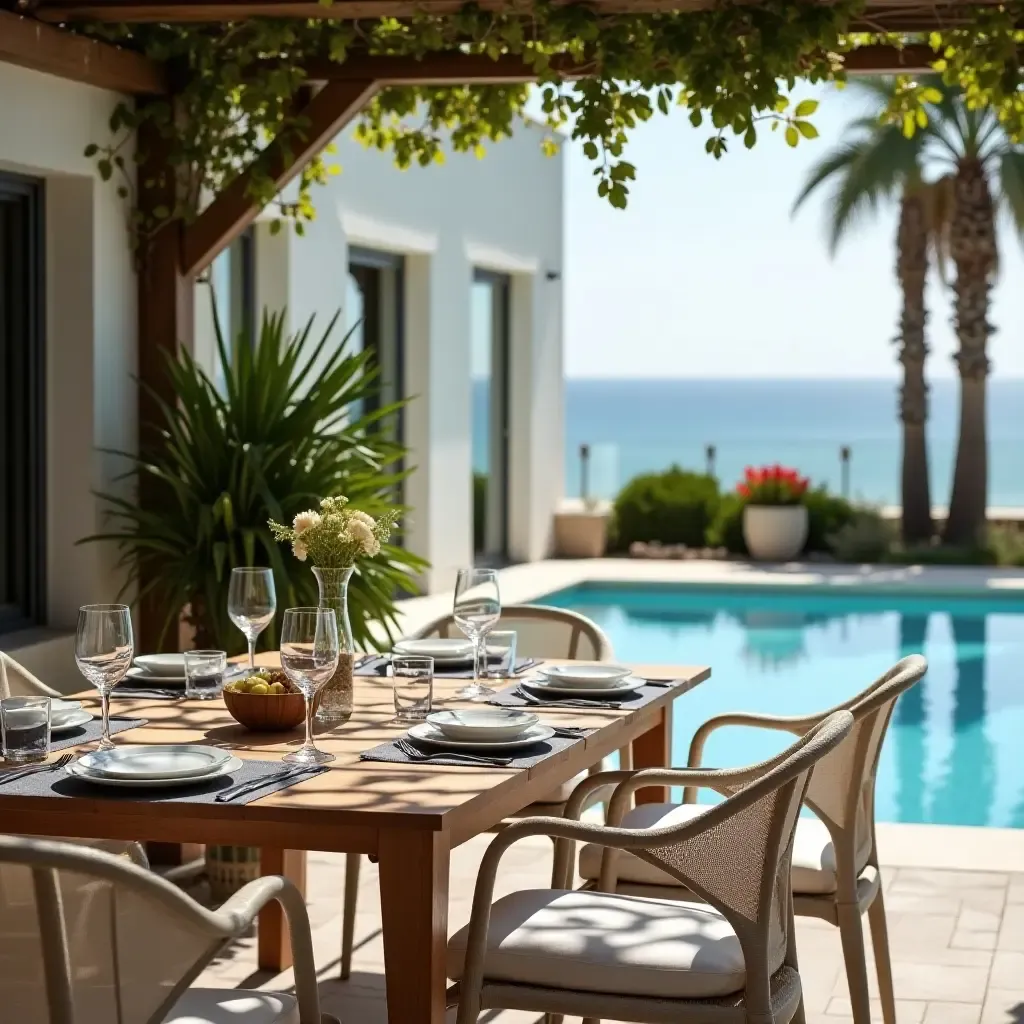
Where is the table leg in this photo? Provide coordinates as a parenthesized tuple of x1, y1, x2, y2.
(379, 828, 450, 1024)
(631, 703, 673, 805)
(258, 848, 307, 972)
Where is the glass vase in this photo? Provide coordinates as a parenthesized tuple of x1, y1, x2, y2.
(312, 565, 355, 723)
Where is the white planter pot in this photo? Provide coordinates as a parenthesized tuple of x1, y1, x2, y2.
(742, 505, 809, 562)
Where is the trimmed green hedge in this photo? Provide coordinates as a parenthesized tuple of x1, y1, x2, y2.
(613, 466, 720, 549)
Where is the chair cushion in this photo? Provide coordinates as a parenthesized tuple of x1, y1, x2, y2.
(577, 803, 838, 896)
(163, 989, 299, 1024)
(447, 888, 760, 999)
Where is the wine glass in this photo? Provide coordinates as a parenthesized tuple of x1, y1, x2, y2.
(228, 568, 277, 670)
(453, 568, 501, 699)
(280, 607, 339, 765)
(75, 604, 134, 750)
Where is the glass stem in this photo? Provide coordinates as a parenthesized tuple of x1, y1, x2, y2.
(101, 691, 111, 745)
(474, 635, 486, 684)
(247, 638, 256, 671)
(304, 693, 315, 751)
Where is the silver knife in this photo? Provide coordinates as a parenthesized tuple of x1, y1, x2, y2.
(214, 765, 323, 803)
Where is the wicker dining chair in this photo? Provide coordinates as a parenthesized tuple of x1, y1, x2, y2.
(410, 603, 615, 661)
(0, 834, 338, 1024)
(446, 710, 855, 1024)
(338, 604, 619, 981)
(575, 654, 928, 1024)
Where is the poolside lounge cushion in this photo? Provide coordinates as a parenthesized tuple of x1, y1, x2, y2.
(164, 989, 298, 1024)
(577, 803, 839, 896)
(447, 888, 781, 999)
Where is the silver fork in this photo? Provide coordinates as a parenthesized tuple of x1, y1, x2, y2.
(512, 686, 625, 710)
(0, 753, 74, 788)
(394, 738, 513, 768)
(214, 764, 324, 803)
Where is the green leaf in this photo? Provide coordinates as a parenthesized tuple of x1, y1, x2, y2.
(744, 126, 757, 149)
(785, 125, 799, 147)
(796, 120, 819, 139)
(84, 144, 99, 158)
(794, 99, 819, 117)
(97, 159, 113, 181)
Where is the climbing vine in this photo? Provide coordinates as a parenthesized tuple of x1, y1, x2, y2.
(81, 0, 1024, 243)
(82, 0, 863, 243)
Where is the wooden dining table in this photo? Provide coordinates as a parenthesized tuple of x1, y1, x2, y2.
(0, 658, 709, 1023)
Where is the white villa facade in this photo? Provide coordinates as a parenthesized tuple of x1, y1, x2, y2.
(0, 61, 565, 689)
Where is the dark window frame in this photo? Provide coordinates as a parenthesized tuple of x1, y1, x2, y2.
(0, 171, 47, 635)
(472, 268, 512, 561)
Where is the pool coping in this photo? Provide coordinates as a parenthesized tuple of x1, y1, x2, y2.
(388, 557, 1024, 866)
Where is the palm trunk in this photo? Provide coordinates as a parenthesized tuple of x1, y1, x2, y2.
(944, 158, 996, 546)
(894, 191, 933, 544)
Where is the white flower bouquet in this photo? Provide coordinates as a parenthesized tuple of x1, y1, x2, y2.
(269, 496, 398, 568)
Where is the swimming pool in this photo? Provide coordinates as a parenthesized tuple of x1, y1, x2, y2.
(541, 582, 1024, 829)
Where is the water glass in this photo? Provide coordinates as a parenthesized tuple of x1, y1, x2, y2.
(453, 568, 501, 700)
(392, 656, 434, 722)
(484, 630, 517, 678)
(75, 604, 133, 750)
(1, 697, 51, 764)
(184, 650, 227, 700)
(228, 568, 277, 670)
(280, 607, 339, 765)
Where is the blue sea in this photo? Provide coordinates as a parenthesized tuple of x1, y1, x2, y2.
(473, 377, 1024, 506)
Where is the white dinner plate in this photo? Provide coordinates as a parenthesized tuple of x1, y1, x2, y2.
(67, 756, 242, 789)
(50, 710, 94, 734)
(124, 667, 187, 686)
(50, 699, 83, 714)
(521, 678, 642, 699)
(538, 664, 632, 687)
(427, 709, 538, 743)
(77, 744, 233, 780)
(133, 654, 187, 678)
(393, 639, 475, 662)
(407, 722, 555, 752)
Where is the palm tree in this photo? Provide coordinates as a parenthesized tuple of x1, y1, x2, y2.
(793, 80, 944, 544)
(796, 78, 1024, 547)
(929, 91, 1024, 543)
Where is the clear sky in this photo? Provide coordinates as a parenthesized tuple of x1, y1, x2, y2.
(554, 81, 1024, 380)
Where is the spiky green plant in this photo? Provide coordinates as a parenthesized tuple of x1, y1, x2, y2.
(83, 308, 426, 651)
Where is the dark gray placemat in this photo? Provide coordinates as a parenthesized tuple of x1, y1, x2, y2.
(355, 655, 540, 679)
(486, 679, 692, 711)
(0, 757, 329, 805)
(49, 716, 147, 752)
(360, 731, 580, 769)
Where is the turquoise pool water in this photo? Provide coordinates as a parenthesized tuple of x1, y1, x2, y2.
(541, 583, 1024, 829)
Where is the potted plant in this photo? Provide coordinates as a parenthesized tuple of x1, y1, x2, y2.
(737, 465, 810, 561)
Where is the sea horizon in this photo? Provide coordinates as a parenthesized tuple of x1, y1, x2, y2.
(474, 377, 1024, 507)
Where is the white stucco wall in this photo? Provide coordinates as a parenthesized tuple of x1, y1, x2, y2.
(259, 121, 565, 593)
(0, 63, 136, 686)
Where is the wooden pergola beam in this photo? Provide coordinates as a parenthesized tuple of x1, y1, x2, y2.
(181, 78, 378, 276)
(30, 0, 991, 31)
(0, 10, 166, 93)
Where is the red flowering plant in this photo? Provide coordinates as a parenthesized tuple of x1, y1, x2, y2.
(736, 465, 810, 506)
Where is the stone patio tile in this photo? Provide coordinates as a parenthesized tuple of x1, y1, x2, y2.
(886, 946, 993, 969)
(959, 907, 1004, 933)
(952, 930, 999, 951)
(960, 889, 1010, 916)
(997, 905, 1024, 952)
(832, 962, 990, 1004)
(922, 1002, 981, 1024)
(979, 989, 1024, 1024)
(824, 996, 925, 1022)
(888, 912, 959, 951)
(1007, 876, 1024, 905)
(989, 951, 1024, 990)
(892, 869, 1008, 892)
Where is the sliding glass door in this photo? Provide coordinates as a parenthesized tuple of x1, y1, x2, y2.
(0, 172, 46, 633)
(471, 270, 511, 561)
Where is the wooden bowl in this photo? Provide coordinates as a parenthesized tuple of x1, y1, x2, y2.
(222, 686, 316, 732)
